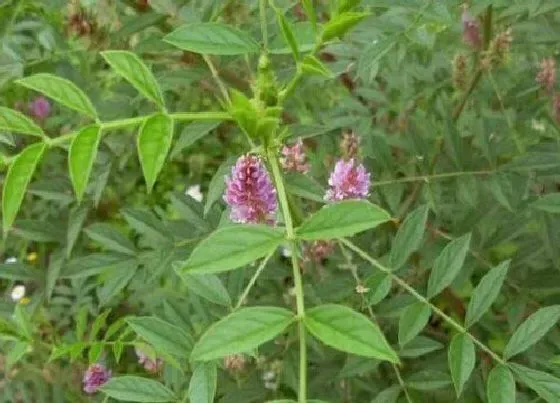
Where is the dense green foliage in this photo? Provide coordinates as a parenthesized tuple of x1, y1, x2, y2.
(1, 0, 560, 402)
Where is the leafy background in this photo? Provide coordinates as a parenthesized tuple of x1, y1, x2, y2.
(1, 0, 560, 402)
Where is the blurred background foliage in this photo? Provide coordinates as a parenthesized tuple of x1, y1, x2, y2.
(1, 0, 560, 402)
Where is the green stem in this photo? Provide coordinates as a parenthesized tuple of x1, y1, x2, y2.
(202, 55, 231, 104)
(372, 169, 493, 187)
(234, 251, 274, 310)
(267, 149, 306, 403)
(340, 238, 506, 365)
(260, 0, 269, 50)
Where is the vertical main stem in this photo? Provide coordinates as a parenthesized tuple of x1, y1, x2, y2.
(267, 149, 307, 403)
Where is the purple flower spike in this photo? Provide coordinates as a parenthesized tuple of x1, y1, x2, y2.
(83, 363, 111, 394)
(224, 154, 278, 224)
(281, 138, 310, 174)
(29, 96, 51, 120)
(324, 159, 370, 202)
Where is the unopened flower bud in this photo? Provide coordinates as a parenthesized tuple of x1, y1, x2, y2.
(452, 53, 468, 91)
(536, 58, 556, 93)
(303, 240, 336, 264)
(224, 354, 247, 372)
(29, 97, 50, 120)
(481, 29, 513, 70)
(340, 130, 361, 160)
(280, 138, 310, 174)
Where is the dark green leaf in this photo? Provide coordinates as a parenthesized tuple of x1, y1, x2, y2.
(510, 363, 560, 402)
(16, 74, 97, 118)
(188, 362, 217, 403)
(60, 253, 136, 278)
(126, 316, 193, 358)
(68, 125, 101, 202)
(164, 23, 259, 55)
(296, 200, 391, 241)
(426, 233, 471, 298)
(448, 333, 475, 396)
(137, 113, 174, 193)
(101, 51, 165, 107)
(85, 223, 136, 255)
(504, 305, 560, 359)
(304, 304, 398, 362)
(100, 376, 176, 402)
(532, 193, 560, 214)
(487, 365, 516, 403)
(398, 302, 431, 346)
(2, 142, 46, 233)
(191, 307, 294, 361)
(0, 107, 43, 137)
(170, 121, 221, 159)
(178, 225, 284, 274)
(389, 205, 429, 270)
(177, 272, 231, 307)
(465, 261, 510, 327)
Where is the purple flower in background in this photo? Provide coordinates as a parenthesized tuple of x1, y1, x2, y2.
(324, 159, 370, 202)
(280, 138, 310, 174)
(29, 96, 51, 120)
(82, 363, 111, 394)
(224, 154, 277, 224)
(462, 6, 481, 49)
(135, 346, 163, 374)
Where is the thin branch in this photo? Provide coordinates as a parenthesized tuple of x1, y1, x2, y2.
(234, 251, 274, 310)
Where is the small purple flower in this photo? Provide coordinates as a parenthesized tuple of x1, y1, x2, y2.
(29, 96, 51, 120)
(83, 363, 111, 394)
(224, 154, 277, 224)
(324, 159, 370, 202)
(281, 138, 310, 174)
(462, 7, 481, 49)
(135, 346, 163, 374)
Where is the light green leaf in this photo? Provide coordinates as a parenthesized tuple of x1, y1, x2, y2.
(0, 107, 44, 137)
(285, 172, 325, 203)
(465, 261, 510, 327)
(191, 307, 294, 361)
(301, 0, 317, 32)
(85, 223, 136, 255)
(487, 365, 516, 403)
(371, 386, 401, 403)
(16, 74, 97, 118)
(69, 125, 101, 202)
(188, 362, 217, 403)
(426, 233, 471, 298)
(2, 142, 46, 233)
(532, 193, 560, 214)
(448, 333, 475, 396)
(296, 200, 391, 241)
(178, 225, 284, 274)
(510, 363, 560, 402)
(273, 7, 299, 61)
(164, 23, 259, 55)
(100, 376, 176, 402)
(364, 272, 391, 306)
(389, 205, 429, 270)
(304, 304, 398, 362)
(137, 113, 174, 193)
(301, 55, 333, 77)
(321, 12, 370, 42)
(101, 51, 165, 107)
(126, 316, 193, 358)
(177, 272, 231, 307)
(398, 302, 431, 346)
(504, 305, 560, 359)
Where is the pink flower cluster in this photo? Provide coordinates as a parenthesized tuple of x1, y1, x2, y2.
(224, 154, 278, 224)
(280, 138, 310, 174)
(324, 159, 370, 202)
(83, 363, 111, 394)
